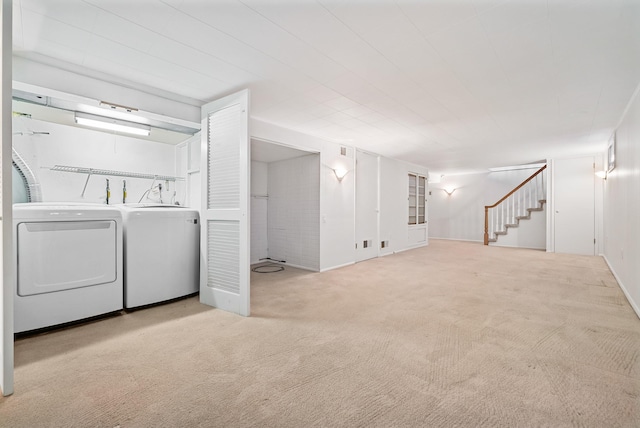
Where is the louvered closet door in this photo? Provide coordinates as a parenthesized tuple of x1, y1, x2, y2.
(200, 89, 250, 316)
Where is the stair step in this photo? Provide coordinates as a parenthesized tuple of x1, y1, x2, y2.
(486, 167, 546, 245)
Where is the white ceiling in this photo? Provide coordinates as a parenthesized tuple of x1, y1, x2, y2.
(12, 0, 640, 174)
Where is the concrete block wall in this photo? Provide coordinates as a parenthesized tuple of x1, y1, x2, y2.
(267, 154, 320, 271)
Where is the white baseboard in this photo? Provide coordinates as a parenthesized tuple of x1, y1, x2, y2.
(602, 255, 640, 320)
(391, 242, 429, 255)
(251, 260, 318, 272)
(429, 237, 483, 243)
(280, 262, 318, 272)
(320, 261, 355, 273)
(489, 243, 546, 250)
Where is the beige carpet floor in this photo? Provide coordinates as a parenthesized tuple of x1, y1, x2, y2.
(1, 239, 639, 427)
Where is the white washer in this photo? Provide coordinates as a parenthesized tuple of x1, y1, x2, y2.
(13, 203, 123, 333)
(120, 204, 200, 309)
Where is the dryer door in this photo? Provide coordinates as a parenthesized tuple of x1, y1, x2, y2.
(17, 220, 117, 296)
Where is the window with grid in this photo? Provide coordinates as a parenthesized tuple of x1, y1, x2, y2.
(408, 173, 426, 225)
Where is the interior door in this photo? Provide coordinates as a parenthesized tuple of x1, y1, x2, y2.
(355, 150, 379, 262)
(200, 90, 250, 316)
(553, 156, 595, 255)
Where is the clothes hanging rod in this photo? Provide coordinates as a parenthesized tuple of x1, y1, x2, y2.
(50, 165, 184, 182)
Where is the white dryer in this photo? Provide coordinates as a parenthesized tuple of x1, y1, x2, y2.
(120, 205, 200, 309)
(13, 203, 123, 333)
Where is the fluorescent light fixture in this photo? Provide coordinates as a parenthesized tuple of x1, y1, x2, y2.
(333, 168, 348, 182)
(75, 112, 150, 136)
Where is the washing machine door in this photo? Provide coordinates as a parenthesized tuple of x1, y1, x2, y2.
(16, 220, 118, 296)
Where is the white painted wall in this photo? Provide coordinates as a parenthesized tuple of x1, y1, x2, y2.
(249, 119, 429, 271)
(603, 85, 640, 318)
(250, 119, 356, 272)
(379, 157, 429, 255)
(490, 209, 546, 250)
(429, 169, 545, 244)
(12, 117, 185, 205)
(250, 161, 268, 264)
(183, 133, 201, 209)
(267, 154, 320, 271)
(251, 161, 268, 196)
(379, 157, 405, 256)
(174, 142, 188, 206)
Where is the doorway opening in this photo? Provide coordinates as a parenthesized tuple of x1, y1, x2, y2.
(251, 139, 320, 273)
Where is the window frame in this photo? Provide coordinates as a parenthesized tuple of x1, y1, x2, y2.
(408, 173, 426, 225)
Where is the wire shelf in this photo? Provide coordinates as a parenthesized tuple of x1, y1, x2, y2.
(50, 165, 184, 182)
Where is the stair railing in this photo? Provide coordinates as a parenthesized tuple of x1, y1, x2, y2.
(484, 165, 547, 245)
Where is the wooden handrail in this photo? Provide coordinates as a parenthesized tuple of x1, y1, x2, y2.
(483, 165, 547, 245)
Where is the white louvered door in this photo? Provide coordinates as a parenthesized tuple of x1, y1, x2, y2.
(200, 90, 250, 316)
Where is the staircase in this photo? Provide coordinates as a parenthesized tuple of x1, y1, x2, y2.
(484, 165, 547, 245)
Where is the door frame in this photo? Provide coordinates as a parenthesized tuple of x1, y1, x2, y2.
(355, 149, 380, 262)
(1, 0, 14, 396)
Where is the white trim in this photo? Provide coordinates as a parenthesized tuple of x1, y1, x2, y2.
(393, 242, 429, 254)
(489, 243, 546, 250)
(602, 256, 640, 320)
(1, 0, 14, 396)
(277, 263, 316, 272)
(320, 261, 355, 273)
(546, 159, 555, 253)
(251, 261, 318, 273)
(250, 136, 320, 156)
(429, 237, 484, 243)
(405, 242, 429, 249)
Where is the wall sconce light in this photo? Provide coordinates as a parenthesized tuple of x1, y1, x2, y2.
(333, 168, 348, 182)
(595, 170, 607, 180)
(443, 186, 456, 195)
(75, 112, 151, 136)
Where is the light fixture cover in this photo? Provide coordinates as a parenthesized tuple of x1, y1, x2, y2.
(75, 112, 150, 136)
(333, 168, 348, 181)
